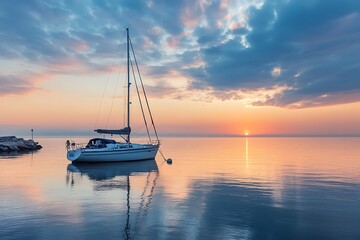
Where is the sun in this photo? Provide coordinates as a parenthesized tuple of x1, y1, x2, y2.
(244, 131, 250, 136)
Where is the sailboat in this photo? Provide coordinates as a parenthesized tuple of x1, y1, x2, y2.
(67, 28, 160, 163)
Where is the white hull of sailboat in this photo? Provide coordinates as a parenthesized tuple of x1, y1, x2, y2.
(67, 144, 159, 163)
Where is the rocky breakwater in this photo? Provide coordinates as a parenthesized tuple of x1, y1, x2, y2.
(0, 136, 42, 153)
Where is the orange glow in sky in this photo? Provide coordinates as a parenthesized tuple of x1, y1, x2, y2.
(1, 81, 360, 137)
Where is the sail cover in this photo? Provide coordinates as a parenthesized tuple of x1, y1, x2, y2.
(94, 127, 131, 135)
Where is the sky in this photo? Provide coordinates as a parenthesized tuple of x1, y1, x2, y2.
(0, 0, 360, 137)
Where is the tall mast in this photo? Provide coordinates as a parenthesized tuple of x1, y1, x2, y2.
(126, 27, 130, 142)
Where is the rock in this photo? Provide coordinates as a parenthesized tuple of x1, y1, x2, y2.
(0, 136, 42, 153)
(0, 146, 9, 152)
(0, 136, 17, 142)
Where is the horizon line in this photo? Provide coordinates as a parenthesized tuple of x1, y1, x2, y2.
(3, 133, 360, 138)
(1, 128, 360, 138)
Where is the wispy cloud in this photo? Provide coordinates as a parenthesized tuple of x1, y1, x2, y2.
(0, 75, 34, 95)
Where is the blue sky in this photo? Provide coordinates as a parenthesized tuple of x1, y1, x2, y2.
(1, 0, 359, 108)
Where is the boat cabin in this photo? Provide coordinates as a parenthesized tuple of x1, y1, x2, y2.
(86, 138, 116, 149)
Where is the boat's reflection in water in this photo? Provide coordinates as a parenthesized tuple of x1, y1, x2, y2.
(67, 160, 158, 181)
(66, 160, 159, 240)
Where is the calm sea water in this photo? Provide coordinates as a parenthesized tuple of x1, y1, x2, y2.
(0, 137, 359, 240)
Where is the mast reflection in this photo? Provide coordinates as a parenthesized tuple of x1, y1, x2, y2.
(66, 160, 159, 239)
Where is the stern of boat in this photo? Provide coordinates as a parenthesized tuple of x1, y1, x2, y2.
(67, 149, 82, 162)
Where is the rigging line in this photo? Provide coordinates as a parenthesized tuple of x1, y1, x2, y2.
(118, 30, 128, 128)
(123, 79, 127, 127)
(120, 36, 128, 128)
(130, 58, 151, 141)
(120, 30, 128, 129)
(131, 127, 147, 140)
(94, 63, 113, 129)
(105, 39, 127, 129)
(159, 148, 167, 162)
(105, 61, 121, 128)
(94, 32, 126, 130)
(129, 38, 160, 142)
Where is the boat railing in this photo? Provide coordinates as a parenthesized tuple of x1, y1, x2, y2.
(66, 139, 159, 151)
(150, 140, 160, 146)
(66, 140, 85, 151)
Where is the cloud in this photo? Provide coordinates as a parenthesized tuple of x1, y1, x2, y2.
(0, 74, 41, 96)
(0, 0, 359, 107)
(184, 0, 360, 107)
(0, 0, 189, 68)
